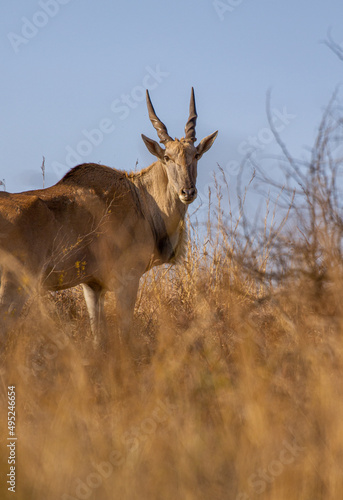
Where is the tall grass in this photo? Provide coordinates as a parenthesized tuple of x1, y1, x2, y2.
(1, 99, 343, 500)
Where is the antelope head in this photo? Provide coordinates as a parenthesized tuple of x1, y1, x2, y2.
(142, 88, 218, 205)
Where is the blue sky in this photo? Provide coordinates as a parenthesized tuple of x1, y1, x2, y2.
(1, 0, 342, 215)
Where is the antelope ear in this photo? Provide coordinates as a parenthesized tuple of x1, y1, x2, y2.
(196, 131, 218, 159)
(141, 134, 165, 160)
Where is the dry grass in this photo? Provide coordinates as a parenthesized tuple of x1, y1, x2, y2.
(1, 101, 343, 500)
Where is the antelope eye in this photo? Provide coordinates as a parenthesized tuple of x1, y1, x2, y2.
(194, 153, 200, 160)
(164, 155, 170, 162)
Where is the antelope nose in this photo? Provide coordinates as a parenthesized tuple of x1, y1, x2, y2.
(181, 187, 196, 198)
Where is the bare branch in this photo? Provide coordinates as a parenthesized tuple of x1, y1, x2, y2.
(41, 156, 45, 188)
(322, 28, 343, 62)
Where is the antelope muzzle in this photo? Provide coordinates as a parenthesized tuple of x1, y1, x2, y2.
(179, 186, 197, 204)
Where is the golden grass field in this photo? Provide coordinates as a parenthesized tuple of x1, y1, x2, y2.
(1, 103, 343, 500)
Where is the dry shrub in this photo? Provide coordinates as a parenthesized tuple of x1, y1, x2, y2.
(1, 98, 343, 500)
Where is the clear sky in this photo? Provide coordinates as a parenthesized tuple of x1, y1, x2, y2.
(1, 0, 342, 216)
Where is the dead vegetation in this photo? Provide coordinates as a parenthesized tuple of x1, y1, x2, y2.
(1, 97, 343, 499)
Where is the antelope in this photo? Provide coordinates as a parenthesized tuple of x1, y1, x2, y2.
(0, 88, 217, 349)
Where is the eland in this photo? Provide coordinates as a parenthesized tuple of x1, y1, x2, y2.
(0, 88, 217, 348)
